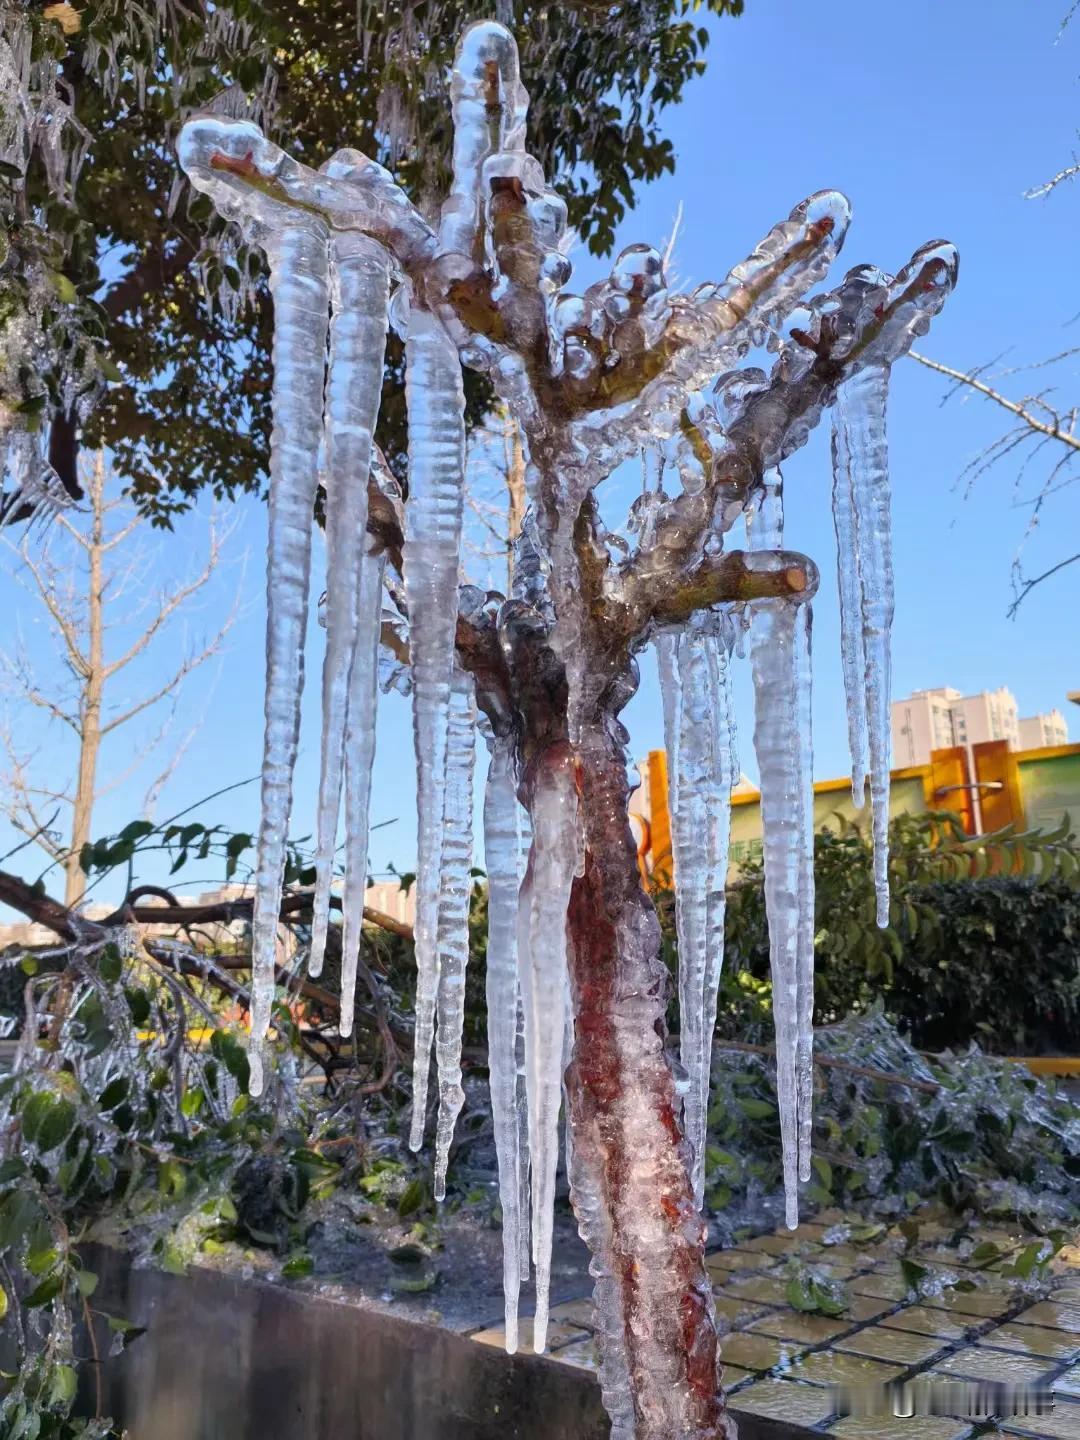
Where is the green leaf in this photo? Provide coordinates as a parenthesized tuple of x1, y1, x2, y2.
(281, 1252, 314, 1279)
(49, 1364, 78, 1406)
(736, 1097, 776, 1121)
(36, 1098, 77, 1153)
(811, 1155, 833, 1191)
(99, 944, 123, 983)
(21, 1091, 55, 1146)
(397, 1178, 427, 1218)
(48, 270, 78, 304)
(76, 1268, 98, 1297)
(24, 1272, 64, 1307)
(26, 1244, 59, 1277)
(98, 1076, 130, 1111)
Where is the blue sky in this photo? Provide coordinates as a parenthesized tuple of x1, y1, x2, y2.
(2, 0, 1078, 904)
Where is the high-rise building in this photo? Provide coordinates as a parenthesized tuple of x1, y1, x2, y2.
(1018, 709, 1069, 749)
(891, 685, 1066, 767)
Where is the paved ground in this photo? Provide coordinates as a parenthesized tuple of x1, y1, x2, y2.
(469, 1207, 1080, 1437)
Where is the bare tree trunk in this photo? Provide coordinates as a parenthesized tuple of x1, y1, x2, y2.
(561, 733, 733, 1440)
(64, 462, 105, 908)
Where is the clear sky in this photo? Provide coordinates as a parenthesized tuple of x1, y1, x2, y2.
(2, 0, 1078, 905)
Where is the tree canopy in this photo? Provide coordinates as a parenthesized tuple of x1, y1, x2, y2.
(1, 0, 745, 524)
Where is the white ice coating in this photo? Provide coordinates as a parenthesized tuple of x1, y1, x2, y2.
(482, 737, 526, 1351)
(831, 402, 869, 808)
(834, 365, 894, 928)
(248, 223, 331, 1097)
(309, 229, 390, 979)
(748, 469, 815, 1220)
(405, 302, 468, 1152)
(518, 755, 578, 1352)
(338, 544, 386, 1040)
(433, 668, 478, 1200)
(673, 626, 736, 1208)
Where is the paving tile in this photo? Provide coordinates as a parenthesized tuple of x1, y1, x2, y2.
(1012, 1300, 1080, 1332)
(471, 1318, 588, 1352)
(850, 1272, 913, 1301)
(549, 1336, 599, 1371)
(730, 1377, 837, 1426)
(922, 1287, 1017, 1319)
(835, 1323, 948, 1367)
(935, 1345, 1054, 1386)
(706, 1249, 780, 1275)
(786, 1349, 906, 1388)
(719, 1331, 807, 1373)
(748, 1309, 855, 1344)
(879, 1305, 976, 1342)
(827, 1416, 973, 1440)
(1000, 1399, 1080, 1439)
(723, 1274, 794, 1305)
(1058, 1365, 1080, 1398)
(712, 1294, 770, 1330)
(718, 1364, 755, 1390)
(982, 1322, 1080, 1361)
(547, 1297, 595, 1329)
(848, 1294, 901, 1322)
(739, 1231, 824, 1258)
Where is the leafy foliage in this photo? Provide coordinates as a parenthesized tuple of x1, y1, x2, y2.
(703, 1013, 1080, 1236)
(3, 0, 747, 521)
(721, 811, 1080, 1053)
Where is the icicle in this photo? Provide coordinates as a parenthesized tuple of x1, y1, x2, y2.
(655, 632, 682, 846)
(750, 599, 802, 1225)
(749, 594, 815, 1224)
(671, 624, 737, 1208)
(836, 365, 894, 927)
(248, 222, 331, 1096)
(831, 403, 869, 808)
(673, 629, 711, 1203)
(338, 545, 387, 1040)
(792, 604, 815, 1182)
(405, 302, 467, 1152)
(519, 751, 577, 1351)
(433, 669, 478, 1199)
(309, 231, 390, 980)
(483, 736, 524, 1351)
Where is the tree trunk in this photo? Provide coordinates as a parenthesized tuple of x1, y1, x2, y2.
(561, 731, 734, 1440)
(64, 462, 106, 907)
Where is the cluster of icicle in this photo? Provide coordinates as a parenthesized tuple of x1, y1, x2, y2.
(176, 23, 957, 1421)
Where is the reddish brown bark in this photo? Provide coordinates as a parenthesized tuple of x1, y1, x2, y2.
(562, 735, 735, 1440)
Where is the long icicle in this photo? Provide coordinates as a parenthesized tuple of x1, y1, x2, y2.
(309, 232, 390, 979)
(655, 631, 682, 884)
(248, 222, 330, 1096)
(792, 603, 815, 1181)
(699, 630, 736, 1204)
(749, 597, 805, 1227)
(433, 668, 478, 1199)
(837, 364, 895, 928)
(748, 470, 815, 1224)
(831, 397, 869, 808)
(338, 543, 387, 1039)
(519, 750, 578, 1352)
(405, 301, 467, 1151)
(674, 627, 712, 1206)
(482, 734, 525, 1351)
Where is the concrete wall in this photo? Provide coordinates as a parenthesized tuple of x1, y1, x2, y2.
(83, 1248, 817, 1440)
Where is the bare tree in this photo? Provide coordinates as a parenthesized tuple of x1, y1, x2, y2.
(0, 452, 238, 904)
(909, 348, 1080, 612)
(908, 10, 1080, 612)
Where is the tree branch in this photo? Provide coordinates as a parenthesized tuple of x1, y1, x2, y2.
(909, 350, 1080, 453)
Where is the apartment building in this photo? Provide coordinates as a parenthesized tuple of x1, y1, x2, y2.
(891, 685, 1066, 767)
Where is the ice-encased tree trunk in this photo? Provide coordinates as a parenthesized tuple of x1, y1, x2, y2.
(178, 24, 956, 1437)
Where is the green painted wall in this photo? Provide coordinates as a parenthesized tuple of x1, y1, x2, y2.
(1018, 751, 1080, 835)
